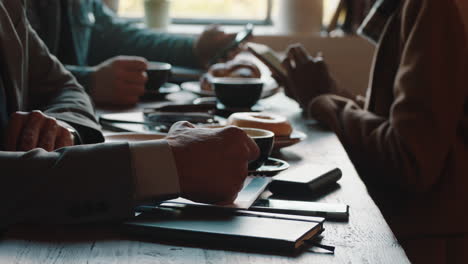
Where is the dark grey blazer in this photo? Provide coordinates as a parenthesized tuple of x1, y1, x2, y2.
(0, 0, 135, 227)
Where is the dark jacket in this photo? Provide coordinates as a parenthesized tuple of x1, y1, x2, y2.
(309, 0, 468, 262)
(26, 0, 199, 91)
(0, 0, 137, 227)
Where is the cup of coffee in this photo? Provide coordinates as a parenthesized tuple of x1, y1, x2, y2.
(242, 128, 275, 171)
(144, 0, 171, 30)
(212, 77, 264, 109)
(146, 62, 172, 91)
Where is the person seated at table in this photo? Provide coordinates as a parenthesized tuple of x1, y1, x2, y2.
(0, 0, 258, 228)
(25, 0, 238, 106)
(275, 0, 468, 263)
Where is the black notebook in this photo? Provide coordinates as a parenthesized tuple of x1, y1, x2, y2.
(123, 207, 324, 254)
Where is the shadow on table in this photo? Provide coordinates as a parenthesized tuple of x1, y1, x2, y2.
(3, 223, 121, 242)
(2, 224, 319, 258)
(3, 218, 336, 257)
(272, 149, 303, 163)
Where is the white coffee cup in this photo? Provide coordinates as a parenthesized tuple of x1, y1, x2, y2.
(144, 0, 171, 31)
(276, 0, 323, 35)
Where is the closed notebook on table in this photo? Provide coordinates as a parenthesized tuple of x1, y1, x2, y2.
(123, 207, 325, 254)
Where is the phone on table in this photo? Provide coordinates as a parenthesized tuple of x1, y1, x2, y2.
(209, 23, 254, 65)
(246, 42, 287, 80)
(268, 167, 342, 196)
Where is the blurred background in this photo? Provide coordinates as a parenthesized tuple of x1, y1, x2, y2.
(104, 0, 374, 96)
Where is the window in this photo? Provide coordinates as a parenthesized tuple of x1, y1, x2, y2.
(118, 0, 272, 25)
(323, 0, 342, 27)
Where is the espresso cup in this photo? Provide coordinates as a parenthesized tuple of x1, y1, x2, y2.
(212, 77, 264, 109)
(242, 128, 275, 171)
(146, 62, 172, 91)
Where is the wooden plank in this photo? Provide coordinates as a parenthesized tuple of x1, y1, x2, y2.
(0, 93, 409, 263)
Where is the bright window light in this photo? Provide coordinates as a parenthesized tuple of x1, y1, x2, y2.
(118, 0, 270, 21)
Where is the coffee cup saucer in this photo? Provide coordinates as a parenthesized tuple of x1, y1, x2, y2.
(273, 130, 307, 150)
(215, 102, 266, 118)
(248, 158, 289, 177)
(180, 78, 280, 99)
(216, 102, 265, 112)
(192, 97, 267, 117)
(140, 83, 180, 100)
(193, 96, 265, 111)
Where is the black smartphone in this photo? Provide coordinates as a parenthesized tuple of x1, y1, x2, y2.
(209, 23, 254, 65)
(268, 167, 342, 196)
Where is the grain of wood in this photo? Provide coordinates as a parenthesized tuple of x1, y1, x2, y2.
(0, 93, 410, 263)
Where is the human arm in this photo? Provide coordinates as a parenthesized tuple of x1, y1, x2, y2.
(88, 2, 235, 69)
(0, 1, 258, 228)
(0, 123, 258, 227)
(165, 122, 259, 204)
(67, 56, 149, 106)
(0, 143, 136, 227)
(87, 1, 198, 68)
(307, 0, 468, 194)
(277, 44, 357, 110)
(25, 20, 103, 144)
(130, 122, 259, 204)
(88, 56, 148, 106)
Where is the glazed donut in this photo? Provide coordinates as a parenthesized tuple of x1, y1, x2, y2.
(200, 60, 262, 91)
(227, 112, 293, 137)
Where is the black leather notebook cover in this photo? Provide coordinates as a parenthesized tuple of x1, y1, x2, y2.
(123, 208, 324, 254)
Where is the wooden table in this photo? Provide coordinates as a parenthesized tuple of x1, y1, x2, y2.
(0, 92, 410, 263)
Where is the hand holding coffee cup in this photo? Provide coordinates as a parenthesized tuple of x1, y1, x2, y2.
(192, 125, 274, 171)
(167, 122, 259, 204)
(90, 56, 148, 106)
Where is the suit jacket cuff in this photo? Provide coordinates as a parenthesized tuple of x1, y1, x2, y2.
(130, 140, 180, 202)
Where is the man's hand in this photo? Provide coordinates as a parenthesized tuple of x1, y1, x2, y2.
(4, 111, 74, 152)
(278, 44, 348, 109)
(90, 56, 148, 106)
(194, 25, 240, 68)
(166, 122, 259, 205)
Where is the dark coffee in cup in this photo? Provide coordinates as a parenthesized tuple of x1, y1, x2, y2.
(212, 77, 264, 109)
(242, 128, 274, 171)
(146, 62, 172, 91)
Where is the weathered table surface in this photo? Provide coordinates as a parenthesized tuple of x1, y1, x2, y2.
(0, 92, 410, 263)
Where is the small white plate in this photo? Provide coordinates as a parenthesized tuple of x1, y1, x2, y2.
(141, 83, 180, 100)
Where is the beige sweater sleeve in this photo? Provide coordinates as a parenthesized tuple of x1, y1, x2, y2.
(308, 0, 468, 194)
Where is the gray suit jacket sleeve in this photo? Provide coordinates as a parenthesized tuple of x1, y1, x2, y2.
(25, 20, 103, 144)
(0, 0, 137, 228)
(0, 142, 135, 227)
(64, 65, 95, 94)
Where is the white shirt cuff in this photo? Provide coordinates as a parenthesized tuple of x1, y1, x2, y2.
(129, 140, 180, 202)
